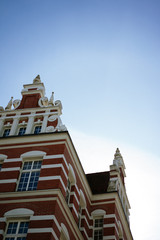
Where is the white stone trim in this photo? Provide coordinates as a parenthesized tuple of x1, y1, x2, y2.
(44, 154, 69, 170)
(0, 154, 8, 160)
(91, 209, 106, 216)
(68, 203, 78, 217)
(0, 217, 6, 222)
(1, 167, 20, 172)
(0, 179, 17, 183)
(103, 236, 116, 240)
(42, 164, 68, 179)
(21, 150, 46, 158)
(39, 175, 66, 191)
(4, 158, 21, 163)
(4, 208, 34, 217)
(0, 229, 4, 235)
(28, 227, 58, 240)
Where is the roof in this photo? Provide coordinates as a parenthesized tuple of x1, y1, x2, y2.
(86, 171, 110, 194)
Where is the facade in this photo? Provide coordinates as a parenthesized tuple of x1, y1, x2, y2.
(0, 75, 133, 240)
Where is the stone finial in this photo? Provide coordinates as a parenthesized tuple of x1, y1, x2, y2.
(113, 148, 124, 168)
(114, 148, 122, 159)
(5, 96, 13, 110)
(33, 75, 41, 84)
(49, 92, 54, 106)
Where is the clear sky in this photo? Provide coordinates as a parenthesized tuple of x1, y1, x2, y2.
(0, 1, 160, 239)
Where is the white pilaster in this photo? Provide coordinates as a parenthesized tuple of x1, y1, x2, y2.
(10, 117, 19, 136)
(41, 114, 49, 133)
(0, 119, 5, 136)
(25, 116, 34, 134)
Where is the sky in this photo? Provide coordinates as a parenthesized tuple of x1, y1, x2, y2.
(0, 0, 160, 239)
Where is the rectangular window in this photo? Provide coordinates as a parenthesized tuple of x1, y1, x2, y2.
(34, 126, 41, 134)
(5, 221, 29, 240)
(17, 161, 42, 191)
(94, 218, 103, 240)
(18, 128, 26, 136)
(3, 128, 11, 137)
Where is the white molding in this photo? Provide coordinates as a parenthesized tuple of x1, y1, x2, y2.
(0, 229, 4, 235)
(21, 150, 46, 158)
(4, 158, 21, 163)
(61, 223, 70, 240)
(42, 164, 68, 179)
(91, 209, 106, 216)
(1, 167, 20, 172)
(0, 217, 6, 222)
(39, 176, 66, 191)
(68, 203, 78, 217)
(28, 227, 58, 240)
(4, 208, 34, 217)
(0, 179, 17, 183)
(103, 236, 116, 240)
(0, 154, 8, 160)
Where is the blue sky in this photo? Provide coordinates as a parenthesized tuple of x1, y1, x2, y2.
(0, 1, 160, 239)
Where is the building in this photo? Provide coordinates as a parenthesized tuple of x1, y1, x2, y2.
(0, 75, 133, 240)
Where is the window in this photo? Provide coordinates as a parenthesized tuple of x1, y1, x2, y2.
(18, 127, 26, 136)
(17, 160, 42, 191)
(3, 128, 11, 137)
(65, 179, 71, 204)
(94, 218, 103, 240)
(4, 220, 29, 240)
(34, 126, 41, 134)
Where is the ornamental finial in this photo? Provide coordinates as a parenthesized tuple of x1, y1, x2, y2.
(5, 96, 13, 110)
(114, 148, 121, 159)
(33, 75, 41, 84)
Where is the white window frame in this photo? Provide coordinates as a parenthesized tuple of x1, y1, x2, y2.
(3, 128, 11, 137)
(93, 217, 104, 240)
(33, 125, 42, 134)
(4, 219, 29, 240)
(18, 127, 27, 136)
(16, 151, 46, 192)
(3, 208, 34, 240)
(17, 160, 42, 191)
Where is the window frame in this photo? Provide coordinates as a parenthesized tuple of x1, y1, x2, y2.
(33, 125, 42, 134)
(18, 127, 26, 136)
(93, 217, 104, 240)
(3, 128, 11, 137)
(17, 159, 42, 192)
(4, 219, 29, 240)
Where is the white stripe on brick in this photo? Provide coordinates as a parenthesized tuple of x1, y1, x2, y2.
(39, 176, 66, 191)
(0, 229, 4, 235)
(1, 167, 20, 172)
(42, 164, 68, 179)
(28, 227, 58, 240)
(4, 158, 21, 163)
(0, 217, 6, 222)
(103, 236, 116, 240)
(0, 179, 17, 183)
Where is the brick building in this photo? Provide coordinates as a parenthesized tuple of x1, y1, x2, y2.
(0, 75, 133, 240)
